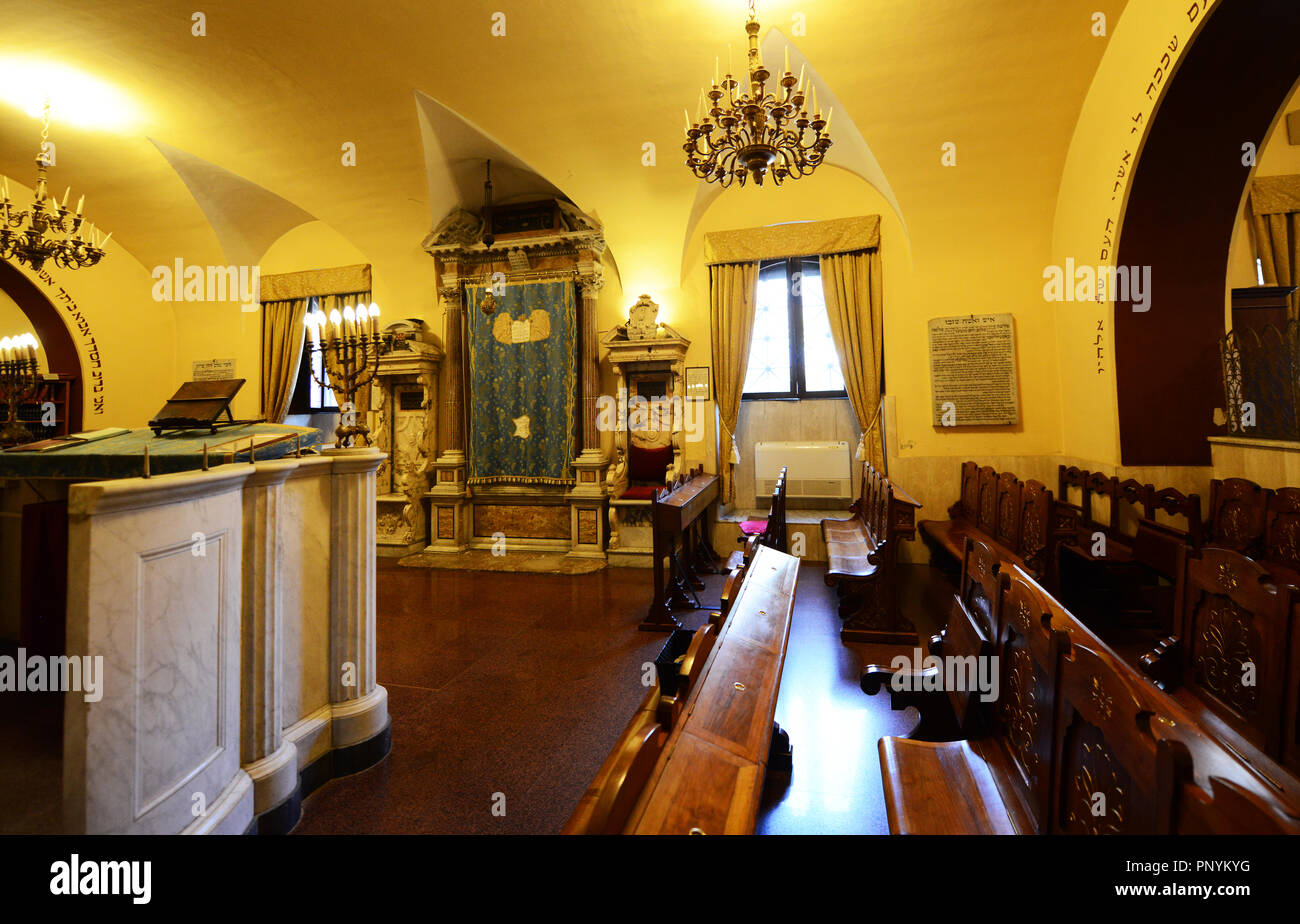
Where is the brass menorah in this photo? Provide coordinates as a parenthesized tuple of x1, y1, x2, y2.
(303, 303, 390, 448)
(0, 334, 41, 447)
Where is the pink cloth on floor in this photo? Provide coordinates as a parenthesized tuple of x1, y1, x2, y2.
(739, 519, 768, 535)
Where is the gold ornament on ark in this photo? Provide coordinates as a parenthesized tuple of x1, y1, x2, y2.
(684, 0, 832, 187)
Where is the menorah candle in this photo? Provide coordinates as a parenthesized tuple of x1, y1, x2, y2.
(305, 314, 319, 345)
(1, 338, 11, 363)
(343, 305, 356, 341)
(369, 303, 380, 337)
(329, 308, 342, 344)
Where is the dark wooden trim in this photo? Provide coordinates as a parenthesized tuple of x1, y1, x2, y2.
(1114, 0, 1300, 465)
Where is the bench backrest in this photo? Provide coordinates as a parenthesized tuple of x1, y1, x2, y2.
(976, 466, 998, 535)
(1265, 486, 1300, 572)
(943, 594, 998, 737)
(1183, 547, 1292, 756)
(1148, 486, 1203, 547)
(995, 472, 1022, 553)
(960, 536, 1001, 641)
(581, 721, 666, 834)
(1051, 632, 1180, 834)
(958, 460, 980, 520)
(1057, 465, 1087, 515)
(994, 566, 1068, 832)
(1084, 471, 1119, 533)
(1207, 477, 1267, 555)
(1019, 480, 1052, 575)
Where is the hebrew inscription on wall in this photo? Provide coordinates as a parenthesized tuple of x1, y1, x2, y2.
(927, 314, 1019, 426)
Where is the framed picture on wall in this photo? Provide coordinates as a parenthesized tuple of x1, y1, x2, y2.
(685, 366, 710, 400)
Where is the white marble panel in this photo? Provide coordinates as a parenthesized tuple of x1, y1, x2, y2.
(280, 457, 333, 730)
(64, 467, 252, 835)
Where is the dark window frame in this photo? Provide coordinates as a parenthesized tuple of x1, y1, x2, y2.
(741, 256, 849, 401)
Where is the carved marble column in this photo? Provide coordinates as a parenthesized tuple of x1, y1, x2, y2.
(325, 447, 390, 749)
(439, 282, 466, 460)
(568, 269, 611, 558)
(577, 272, 604, 455)
(240, 460, 299, 820)
(427, 279, 471, 552)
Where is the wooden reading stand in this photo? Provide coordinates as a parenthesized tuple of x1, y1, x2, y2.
(148, 378, 263, 437)
(641, 466, 720, 631)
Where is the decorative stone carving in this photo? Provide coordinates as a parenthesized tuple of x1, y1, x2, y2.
(373, 320, 442, 555)
(627, 294, 660, 340)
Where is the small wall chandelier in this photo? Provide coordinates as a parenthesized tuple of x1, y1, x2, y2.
(684, 0, 833, 187)
(0, 101, 110, 271)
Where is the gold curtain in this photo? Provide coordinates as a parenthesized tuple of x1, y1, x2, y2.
(709, 262, 759, 504)
(1250, 177, 1300, 321)
(318, 291, 374, 423)
(1252, 207, 1300, 321)
(260, 298, 309, 423)
(820, 250, 884, 471)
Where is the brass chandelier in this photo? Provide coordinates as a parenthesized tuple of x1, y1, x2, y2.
(0, 102, 110, 272)
(684, 0, 833, 187)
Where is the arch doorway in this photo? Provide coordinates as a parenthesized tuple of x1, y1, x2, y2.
(1115, 0, 1300, 465)
(0, 260, 84, 436)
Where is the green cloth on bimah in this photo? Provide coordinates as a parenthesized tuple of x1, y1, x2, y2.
(0, 423, 322, 479)
(465, 280, 577, 485)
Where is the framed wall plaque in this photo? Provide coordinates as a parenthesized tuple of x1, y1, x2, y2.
(685, 366, 710, 400)
(927, 314, 1019, 426)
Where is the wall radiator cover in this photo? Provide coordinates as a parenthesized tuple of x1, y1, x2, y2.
(753, 440, 852, 507)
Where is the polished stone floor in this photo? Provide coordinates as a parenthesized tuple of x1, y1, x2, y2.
(295, 558, 948, 835)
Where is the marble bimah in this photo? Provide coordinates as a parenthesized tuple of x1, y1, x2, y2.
(421, 200, 610, 559)
(61, 445, 390, 834)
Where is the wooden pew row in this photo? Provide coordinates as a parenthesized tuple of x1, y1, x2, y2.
(864, 538, 1300, 834)
(820, 461, 922, 643)
(566, 544, 800, 834)
(920, 461, 1053, 580)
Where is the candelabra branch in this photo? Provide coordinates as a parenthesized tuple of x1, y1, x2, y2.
(305, 331, 393, 448)
(0, 357, 43, 447)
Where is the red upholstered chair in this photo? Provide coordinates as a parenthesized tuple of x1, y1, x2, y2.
(619, 443, 674, 500)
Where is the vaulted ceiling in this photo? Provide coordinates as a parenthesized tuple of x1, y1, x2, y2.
(0, 0, 1125, 295)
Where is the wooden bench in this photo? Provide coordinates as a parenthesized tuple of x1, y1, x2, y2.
(563, 620, 718, 835)
(919, 461, 1052, 580)
(621, 543, 800, 834)
(820, 461, 921, 643)
(868, 553, 1300, 834)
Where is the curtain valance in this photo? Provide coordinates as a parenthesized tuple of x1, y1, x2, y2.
(260, 263, 372, 301)
(704, 215, 880, 265)
(1251, 175, 1300, 216)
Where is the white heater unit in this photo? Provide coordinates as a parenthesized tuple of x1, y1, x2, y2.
(754, 440, 852, 507)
